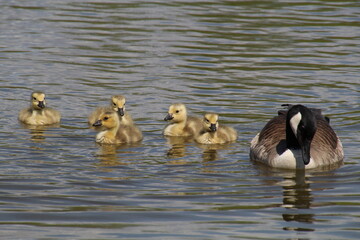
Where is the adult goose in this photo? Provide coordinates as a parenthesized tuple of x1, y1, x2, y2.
(250, 104, 344, 169)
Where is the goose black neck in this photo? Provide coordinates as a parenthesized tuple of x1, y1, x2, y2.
(285, 119, 300, 149)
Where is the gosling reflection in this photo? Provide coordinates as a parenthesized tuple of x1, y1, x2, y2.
(202, 149, 218, 162)
(95, 144, 121, 166)
(197, 143, 233, 162)
(95, 142, 142, 167)
(165, 136, 233, 163)
(20, 122, 60, 143)
(165, 136, 193, 159)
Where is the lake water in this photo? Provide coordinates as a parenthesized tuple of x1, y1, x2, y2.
(0, 0, 359, 239)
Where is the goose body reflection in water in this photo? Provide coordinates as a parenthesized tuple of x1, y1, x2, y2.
(255, 163, 342, 233)
(280, 170, 314, 226)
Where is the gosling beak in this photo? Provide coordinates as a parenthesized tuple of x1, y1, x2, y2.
(209, 123, 217, 132)
(164, 113, 173, 121)
(118, 108, 125, 116)
(93, 120, 102, 127)
(38, 101, 45, 109)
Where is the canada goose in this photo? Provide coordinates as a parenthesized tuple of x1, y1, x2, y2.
(250, 104, 344, 169)
(18, 92, 61, 125)
(88, 95, 133, 128)
(163, 103, 202, 137)
(195, 113, 237, 144)
(93, 111, 142, 144)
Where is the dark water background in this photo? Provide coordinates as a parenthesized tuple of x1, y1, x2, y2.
(0, 1, 359, 239)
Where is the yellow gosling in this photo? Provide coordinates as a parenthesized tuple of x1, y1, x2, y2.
(93, 111, 142, 144)
(163, 103, 202, 137)
(18, 92, 61, 125)
(195, 113, 237, 144)
(88, 95, 134, 128)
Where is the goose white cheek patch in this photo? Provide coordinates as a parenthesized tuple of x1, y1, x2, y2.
(290, 112, 302, 136)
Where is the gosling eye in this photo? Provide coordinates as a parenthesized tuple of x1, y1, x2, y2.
(103, 117, 109, 121)
(205, 119, 210, 123)
(175, 110, 180, 113)
(33, 97, 37, 100)
(113, 103, 116, 106)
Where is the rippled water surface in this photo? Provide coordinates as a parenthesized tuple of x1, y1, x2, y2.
(0, 0, 359, 239)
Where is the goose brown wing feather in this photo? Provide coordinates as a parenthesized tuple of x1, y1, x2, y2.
(255, 114, 287, 162)
(310, 117, 343, 165)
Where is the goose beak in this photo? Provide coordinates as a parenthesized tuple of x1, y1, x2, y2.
(118, 108, 125, 116)
(164, 113, 173, 121)
(38, 101, 45, 109)
(93, 120, 102, 127)
(300, 138, 311, 165)
(210, 124, 217, 132)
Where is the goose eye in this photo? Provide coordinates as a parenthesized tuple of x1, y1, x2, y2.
(175, 110, 179, 113)
(33, 97, 37, 100)
(113, 103, 116, 106)
(104, 117, 109, 121)
(205, 119, 210, 123)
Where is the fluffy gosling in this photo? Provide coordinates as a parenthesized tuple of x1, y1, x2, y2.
(93, 111, 142, 144)
(88, 95, 134, 128)
(18, 92, 61, 125)
(163, 103, 202, 137)
(195, 113, 237, 144)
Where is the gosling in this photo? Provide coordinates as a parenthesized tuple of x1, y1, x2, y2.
(163, 103, 202, 137)
(88, 95, 134, 128)
(93, 111, 143, 144)
(18, 91, 61, 125)
(195, 113, 237, 144)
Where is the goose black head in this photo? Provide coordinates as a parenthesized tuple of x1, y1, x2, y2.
(286, 104, 317, 165)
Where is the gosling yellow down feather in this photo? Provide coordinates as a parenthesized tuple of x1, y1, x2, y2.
(163, 103, 202, 137)
(18, 92, 61, 125)
(88, 95, 134, 128)
(195, 113, 237, 144)
(93, 111, 143, 144)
